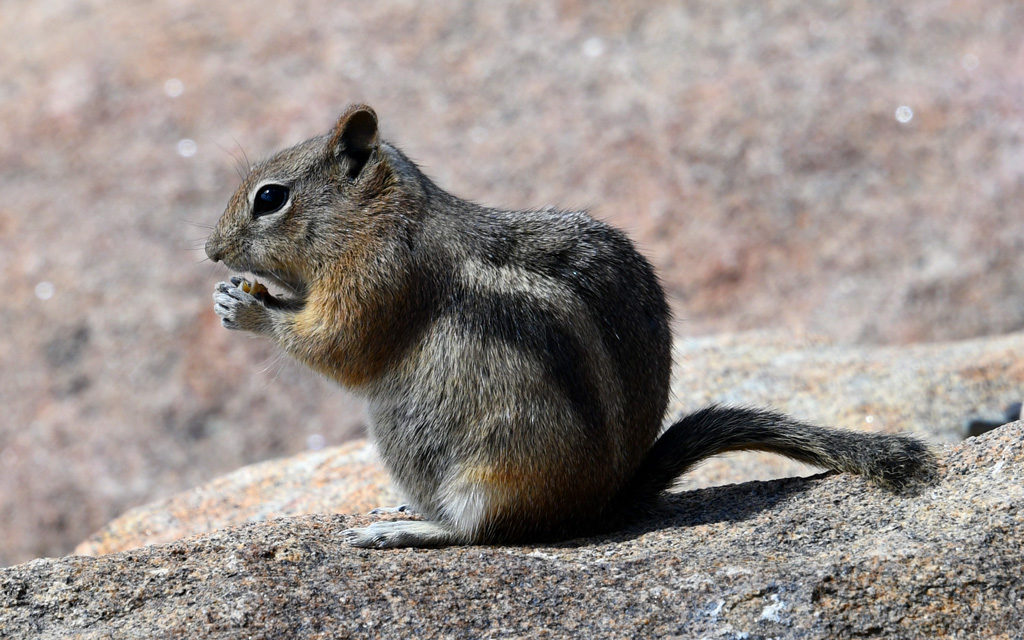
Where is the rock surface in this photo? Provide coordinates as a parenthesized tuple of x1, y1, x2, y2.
(75, 330, 1024, 557)
(2, 0, 1023, 566)
(74, 440, 397, 557)
(4, 422, 1022, 638)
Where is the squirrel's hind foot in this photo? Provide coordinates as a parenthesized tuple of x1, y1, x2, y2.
(342, 520, 463, 549)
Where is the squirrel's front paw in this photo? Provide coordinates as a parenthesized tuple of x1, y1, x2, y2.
(213, 277, 272, 334)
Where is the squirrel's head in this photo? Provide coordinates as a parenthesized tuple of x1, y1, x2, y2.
(205, 104, 399, 297)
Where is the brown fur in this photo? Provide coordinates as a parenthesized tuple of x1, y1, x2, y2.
(291, 242, 422, 388)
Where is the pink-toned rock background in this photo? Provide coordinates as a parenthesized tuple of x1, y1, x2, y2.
(1, 1, 1022, 566)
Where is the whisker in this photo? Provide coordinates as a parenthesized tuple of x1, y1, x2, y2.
(232, 135, 252, 171)
(214, 139, 250, 180)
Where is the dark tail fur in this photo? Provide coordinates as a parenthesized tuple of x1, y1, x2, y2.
(615, 405, 936, 516)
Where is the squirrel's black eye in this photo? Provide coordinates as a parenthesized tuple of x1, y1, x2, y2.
(253, 184, 289, 218)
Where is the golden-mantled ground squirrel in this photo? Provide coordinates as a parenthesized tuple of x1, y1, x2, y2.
(206, 105, 934, 548)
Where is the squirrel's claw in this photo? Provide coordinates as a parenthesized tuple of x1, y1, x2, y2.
(368, 504, 414, 515)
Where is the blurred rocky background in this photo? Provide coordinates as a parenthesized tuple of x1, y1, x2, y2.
(1, 0, 1022, 566)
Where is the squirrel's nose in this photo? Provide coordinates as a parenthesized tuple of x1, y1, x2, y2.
(205, 236, 225, 263)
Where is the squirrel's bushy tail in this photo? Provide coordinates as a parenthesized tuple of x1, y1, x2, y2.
(613, 405, 936, 518)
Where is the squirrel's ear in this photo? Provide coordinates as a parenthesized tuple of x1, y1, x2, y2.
(329, 104, 378, 177)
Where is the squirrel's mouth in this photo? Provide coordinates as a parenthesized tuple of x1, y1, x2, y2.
(252, 268, 308, 301)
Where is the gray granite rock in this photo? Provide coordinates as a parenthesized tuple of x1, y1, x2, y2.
(74, 439, 396, 557)
(3, 422, 1021, 639)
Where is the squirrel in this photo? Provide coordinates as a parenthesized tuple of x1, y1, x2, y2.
(206, 104, 935, 549)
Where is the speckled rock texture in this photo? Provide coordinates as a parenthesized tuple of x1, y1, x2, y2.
(74, 440, 397, 557)
(2, 0, 1024, 567)
(75, 330, 1023, 557)
(3, 423, 1021, 639)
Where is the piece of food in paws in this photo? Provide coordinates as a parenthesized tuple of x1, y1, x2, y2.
(241, 280, 269, 298)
